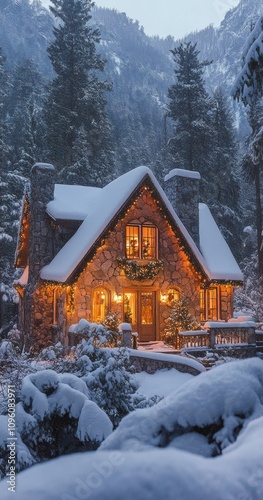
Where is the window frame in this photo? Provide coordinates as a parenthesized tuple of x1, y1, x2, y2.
(125, 223, 158, 260)
(200, 286, 219, 321)
(92, 287, 110, 323)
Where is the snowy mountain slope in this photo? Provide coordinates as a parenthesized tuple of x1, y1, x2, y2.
(1, 1, 262, 117)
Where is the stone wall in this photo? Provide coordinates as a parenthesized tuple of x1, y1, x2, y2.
(129, 354, 203, 376)
(220, 285, 233, 320)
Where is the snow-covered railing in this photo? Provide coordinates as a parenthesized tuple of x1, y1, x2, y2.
(178, 331, 210, 349)
(178, 322, 257, 349)
(205, 322, 256, 347)
(255, 330, 263, 346)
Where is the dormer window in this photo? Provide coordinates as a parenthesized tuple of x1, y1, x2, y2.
(126, 223, 157, 260)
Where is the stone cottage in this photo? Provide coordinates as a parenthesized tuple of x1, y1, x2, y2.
(14, 163, 243, 350)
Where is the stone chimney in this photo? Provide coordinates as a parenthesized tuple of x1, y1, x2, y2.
(29, 163, 56, 285)
(164, 168, 201, 247)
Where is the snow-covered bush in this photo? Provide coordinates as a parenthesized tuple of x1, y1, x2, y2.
(100, 358, 263, 456)
(0, 369, 113, 478)
(235, 254, 263, 321)
(0, 415, 36, 479)
(37, 342, 65, 361)
(69, 318, 122, 348)
(20, 370, 112, 454)
(75, 342, 138, 427)
(27, 322, 150, 428)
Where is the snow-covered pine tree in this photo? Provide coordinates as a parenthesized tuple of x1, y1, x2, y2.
(0, 46, 7, 168)
(209, 87, 242, 261)
(5, 59, 45, 178)
(167, 42, 214, 195)
(232, 13, 263, 106)
(45, 0, 115, 186)
(233, 14, 263, 272)
(0, 47, 22, 314)
(239, 100, 263, 272)
(162, 296, 200, 348)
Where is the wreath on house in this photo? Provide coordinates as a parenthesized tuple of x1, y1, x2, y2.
(117, 257, 163, 281)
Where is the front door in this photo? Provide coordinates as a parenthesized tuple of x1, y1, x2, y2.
(123, 290, 156, 342)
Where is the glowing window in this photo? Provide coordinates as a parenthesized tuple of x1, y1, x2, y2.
(126, 224, 157, 260)
(200, 287, 218, 321)
(126, 226, 139, 259)
(124, 292, 137, 324)
(208, 288, 218, 320)
(93, 288, 109, 323)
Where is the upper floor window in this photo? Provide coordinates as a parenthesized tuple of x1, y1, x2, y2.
(126, 223, 157, 260)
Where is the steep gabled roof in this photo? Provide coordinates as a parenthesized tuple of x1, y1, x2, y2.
(40, 166, 243, 284)
(47, 185, 101, 221)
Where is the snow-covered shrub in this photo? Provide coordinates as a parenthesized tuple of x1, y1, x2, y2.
(0, 369, 113, 478)
(0, 415, 36, 479)
(76, 342, 138, 427)
(0, 339, 15, 359)
(69, 319, 121, 348)
(37, 342, 65, 361)
(0, 351, 35, 414)
(100, 358, 263, 457)
(19, 370, 112, 458)
(235, 254, 263, 321)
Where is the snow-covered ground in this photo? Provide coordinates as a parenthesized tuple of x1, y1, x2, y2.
(0, 358, 262, 499)
(135, 368, 193, 398)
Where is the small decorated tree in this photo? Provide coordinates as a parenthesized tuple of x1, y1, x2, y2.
(163, 296, 200, 348)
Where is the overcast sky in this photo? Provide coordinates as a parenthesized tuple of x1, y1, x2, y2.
(41, 0, 240, 39)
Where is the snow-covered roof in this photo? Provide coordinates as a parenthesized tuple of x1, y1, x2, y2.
(40, 166, 243, 283)
(199, 203, 243, 281)
(47, 185, 101, 221)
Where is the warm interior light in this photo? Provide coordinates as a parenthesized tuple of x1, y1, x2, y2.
(161, 293, 167, 303)
(113, 292, 122, 303)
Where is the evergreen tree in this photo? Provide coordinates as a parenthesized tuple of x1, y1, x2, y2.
(209, 87, 242, 260)
(5, 59, 45, 178)
(240, 100, 263, 271)
(162, 296, 200, 348)
(45, 0, 115, 186)
(0, 48, 23, 309)
(233, 14, 263, 272)
(232, 13, 263, 106)
(167, 42, 213, 194)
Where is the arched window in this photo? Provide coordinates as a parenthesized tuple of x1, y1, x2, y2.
(126, 222, 157, 260)
(93, 287, 109, 323)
